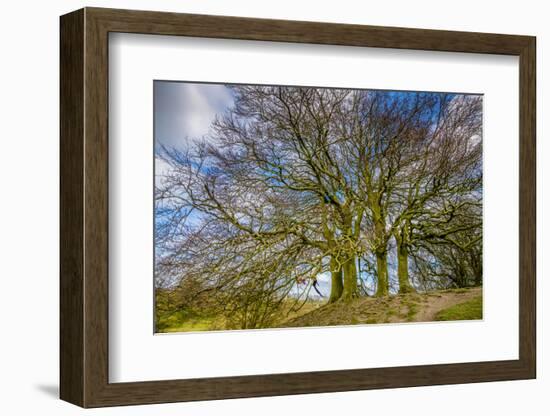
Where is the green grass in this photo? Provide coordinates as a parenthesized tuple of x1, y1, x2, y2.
(156, 288, 483, 332)
(156, 300, 324, 332)
(406, 303, 419, 322)
(159, 316, 219, 333)
(435, 296, 482, 321)
(156, 309, 222, 333)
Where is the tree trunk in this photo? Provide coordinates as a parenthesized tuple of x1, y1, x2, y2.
(474, 273, 482, 287)
(328, 257, 344, 303)
(372, 207, 389, 297)
(375, 251, 389, 297)
(342, 256, 358, 301)
(397, 244, 414, 293)
(472, 251, 483, 287)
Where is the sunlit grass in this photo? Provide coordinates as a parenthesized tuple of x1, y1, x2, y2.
(155, 288, 482, 332)
(434, 295, 482, 321)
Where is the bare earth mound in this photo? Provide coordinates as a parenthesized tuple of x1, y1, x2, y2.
(280, 287, 482, 328)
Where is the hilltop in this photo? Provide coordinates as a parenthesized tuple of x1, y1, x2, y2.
(280, 287, 482, 328)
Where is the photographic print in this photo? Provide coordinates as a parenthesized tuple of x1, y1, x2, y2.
(154, 81, 483, 333)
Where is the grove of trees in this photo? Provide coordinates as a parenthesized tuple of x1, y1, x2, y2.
(155, 85, 483, 330)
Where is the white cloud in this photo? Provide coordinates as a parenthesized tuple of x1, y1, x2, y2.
(154, 81, 234, 148)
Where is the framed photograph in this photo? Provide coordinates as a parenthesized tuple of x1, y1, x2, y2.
(60, 7, 536, 408)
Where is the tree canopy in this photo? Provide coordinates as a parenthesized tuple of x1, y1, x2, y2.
(155, 85, 482, 329)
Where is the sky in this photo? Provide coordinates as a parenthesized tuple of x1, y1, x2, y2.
(153, 81, 477, 298)
(154, 80, 334, 297)
(154, 81, 234, 149)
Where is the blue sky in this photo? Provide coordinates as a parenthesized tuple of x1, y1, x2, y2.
(154, 80, 336, 297)
(153, 81, 451, 297)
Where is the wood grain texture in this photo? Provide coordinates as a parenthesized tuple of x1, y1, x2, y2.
(59, 7, 537, 408)
(59, 8, 84, 407)
(88, 7, 532, 54)
(518, 38, 536, 376)
(83, 9, 110, 406)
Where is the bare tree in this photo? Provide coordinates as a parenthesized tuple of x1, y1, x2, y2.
(155, 85, 483, 328)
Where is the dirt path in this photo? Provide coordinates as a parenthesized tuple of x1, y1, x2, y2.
(281, 287, 483, 328)
(408, 287, 482, 323)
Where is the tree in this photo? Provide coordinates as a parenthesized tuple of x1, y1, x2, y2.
(155, 84, 483, 327)
(387, 94, 483, 292)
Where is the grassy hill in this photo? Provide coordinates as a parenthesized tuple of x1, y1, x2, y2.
(156, 287, 482, 333)
(280, 287, 482, 328)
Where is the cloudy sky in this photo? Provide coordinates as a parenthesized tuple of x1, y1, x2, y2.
(153, 80, 335, 298)
(154, 81, 235, 149)
(153, 80, 385, 299)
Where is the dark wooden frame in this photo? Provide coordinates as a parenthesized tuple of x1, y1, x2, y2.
(60, 7, 536, 408)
